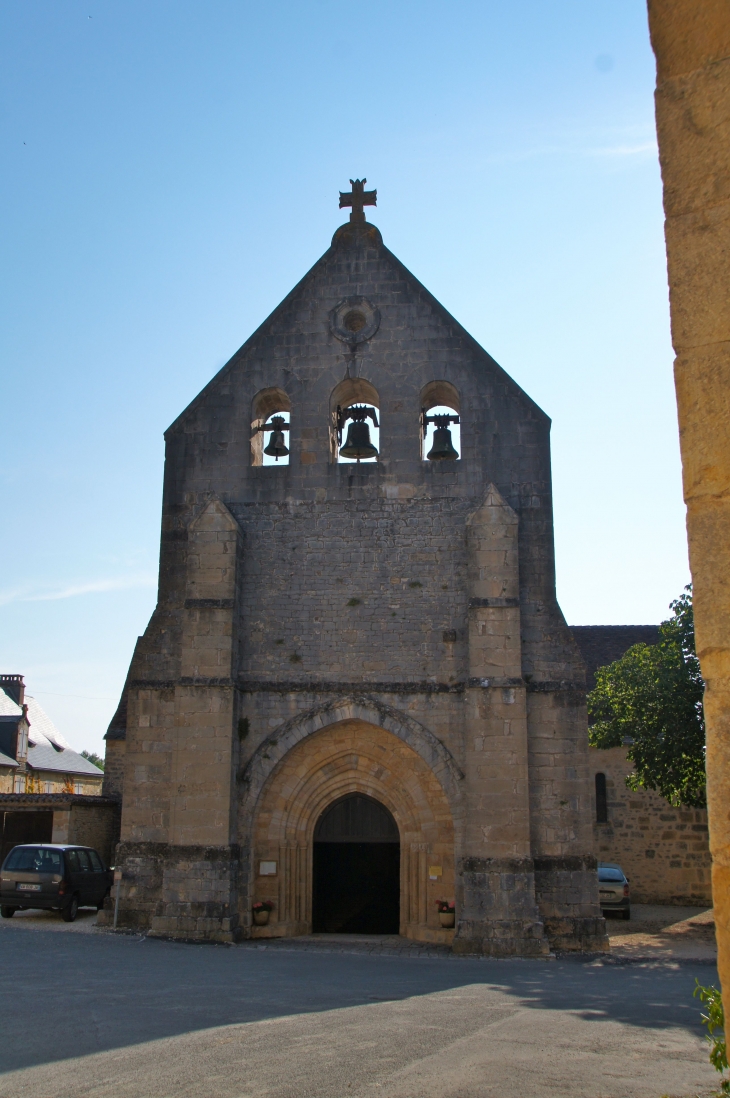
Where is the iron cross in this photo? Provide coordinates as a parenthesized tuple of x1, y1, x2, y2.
(339, 179, 377, 223)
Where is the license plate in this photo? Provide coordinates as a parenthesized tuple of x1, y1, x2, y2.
(16, 883, 41, 892)
(599, 890, 615, 897)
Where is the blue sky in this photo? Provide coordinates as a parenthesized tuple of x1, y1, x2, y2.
(0, 1, 688, 754)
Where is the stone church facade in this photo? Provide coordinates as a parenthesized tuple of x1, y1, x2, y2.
(102, 187, 607, 955)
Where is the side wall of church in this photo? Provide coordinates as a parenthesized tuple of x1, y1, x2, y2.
(111, 224, 604, 950)
(590, 745, 711, 905)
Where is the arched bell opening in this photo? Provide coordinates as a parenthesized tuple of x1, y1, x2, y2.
(312, 793, 400, 934)
(420, 381, 461, 462)
(330, 378, 380, 464)
(251, 387, 291, 467)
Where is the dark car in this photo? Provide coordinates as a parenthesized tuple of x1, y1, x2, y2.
(0, 844, 112, 922)
(598, 861, 631, 919)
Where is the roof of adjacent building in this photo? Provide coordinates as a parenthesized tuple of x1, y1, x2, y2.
(0, 689, 103, 777)
(570, 625, 661, 691)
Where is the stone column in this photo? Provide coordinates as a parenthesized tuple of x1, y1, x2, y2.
(648, 0, 730, 1022)
(453, 486, 549, 956)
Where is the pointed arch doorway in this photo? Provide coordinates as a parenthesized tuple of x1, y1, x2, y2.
(312, 793, 400, 934)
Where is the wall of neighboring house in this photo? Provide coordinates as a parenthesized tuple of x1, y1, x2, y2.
(23, 771, 103, 796)
(590, 745, 711, 905)
(0, 767, 15, 794)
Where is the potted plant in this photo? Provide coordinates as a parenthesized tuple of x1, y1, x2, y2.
(437, 900, 455, 929)
(252, 900, 274, 926)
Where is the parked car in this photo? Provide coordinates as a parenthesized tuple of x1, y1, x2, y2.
(598, 861, 630, 919)
(0, 844, 112, 922)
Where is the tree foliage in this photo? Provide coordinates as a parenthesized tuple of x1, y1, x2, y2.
(81, 750, 105, 771)
(587, 586, 706, 807)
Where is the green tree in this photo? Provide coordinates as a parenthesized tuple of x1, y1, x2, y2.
(81, 750, 105, 771)
(587, 586, 706, 807)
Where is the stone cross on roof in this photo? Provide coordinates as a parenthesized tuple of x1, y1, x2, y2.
(339, 178, 377, 223)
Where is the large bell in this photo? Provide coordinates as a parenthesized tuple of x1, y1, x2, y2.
(263, 416, 290, 461)
(427, 425, 459, 461)
(340, 420, 378, 461)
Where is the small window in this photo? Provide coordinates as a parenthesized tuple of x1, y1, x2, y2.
(44, 780, 53, 794)
(88, 850, 104, 872)
(595, 772, 608, 823)
(74, 781, 83, 794)
(13, 775, 25, 793)
(76, 849, 91, 872)
(421, 381, 460, 461)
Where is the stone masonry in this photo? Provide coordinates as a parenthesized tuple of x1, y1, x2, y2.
(101, 200, 607, 954)
(590, 744, 711, 905)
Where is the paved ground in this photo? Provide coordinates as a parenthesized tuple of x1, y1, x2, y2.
(0, 915, 721, 1098)
(3, 902, 718, 962)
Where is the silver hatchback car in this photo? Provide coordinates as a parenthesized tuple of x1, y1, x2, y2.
(598, 862, 630, 919)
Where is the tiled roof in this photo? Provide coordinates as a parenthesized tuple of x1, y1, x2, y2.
(0, 686, 103, 776)
(26, 741, 104, 777)
(0, 749, 18, 769)
(570, 625, 661, 691)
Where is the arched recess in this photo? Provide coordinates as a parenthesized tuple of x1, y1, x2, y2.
(420, 380, 461, 462)
(329, 378, 380, 464)
(251, 387, 291, 466)
(239, 694, 464, 817)
(244, 718, 457, 942)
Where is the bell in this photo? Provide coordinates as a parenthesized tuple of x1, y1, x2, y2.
(427, 425, 459, 461)
(263, 416, 289, 461)
(340, 421, 378, 461)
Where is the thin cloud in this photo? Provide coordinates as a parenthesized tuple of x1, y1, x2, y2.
(588, 141, 658, 158)
(0, 574, 157, 607)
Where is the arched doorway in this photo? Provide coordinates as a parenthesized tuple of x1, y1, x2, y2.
(246, 717, 457, 942)
(312, 793, 399, 934)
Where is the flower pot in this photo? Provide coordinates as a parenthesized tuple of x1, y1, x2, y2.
(253, 909, 270, 926)
(439, 911, 455, 929)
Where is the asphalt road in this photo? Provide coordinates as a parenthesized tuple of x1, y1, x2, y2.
(0, 925, 719, 1098)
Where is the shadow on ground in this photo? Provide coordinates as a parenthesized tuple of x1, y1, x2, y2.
(0, 921, 717, 1074)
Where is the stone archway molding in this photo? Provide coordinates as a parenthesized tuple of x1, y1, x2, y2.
(239, 693, 464, 815)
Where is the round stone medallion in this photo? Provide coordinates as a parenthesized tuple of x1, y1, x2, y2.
(330, 296, 380, 344)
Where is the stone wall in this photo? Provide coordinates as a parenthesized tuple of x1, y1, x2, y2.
(648, 0, 730, 1006)
(52, 803, 121, 866)
(589, 745, 711, 905)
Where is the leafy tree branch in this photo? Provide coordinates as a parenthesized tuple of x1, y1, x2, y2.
(587, 586, 706, 807)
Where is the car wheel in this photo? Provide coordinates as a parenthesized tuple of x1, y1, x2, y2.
(622, 908, 631, 921)
(0, 905, 16, 919)
(62, 895, 79, 923)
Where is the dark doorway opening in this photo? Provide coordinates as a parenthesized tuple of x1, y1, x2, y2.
(312, 793, 399, 934)
(0, 811, 53, 866)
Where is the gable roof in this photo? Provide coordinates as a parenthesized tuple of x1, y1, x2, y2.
(166, 222, 549, 437)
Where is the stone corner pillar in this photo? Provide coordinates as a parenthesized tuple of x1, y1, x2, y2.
(647, 0, 730, 1016)
(111, 497, 243, 942)
(454, 485, 550, 957)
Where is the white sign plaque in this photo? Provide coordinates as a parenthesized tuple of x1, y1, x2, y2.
(259, 861, 277, 876)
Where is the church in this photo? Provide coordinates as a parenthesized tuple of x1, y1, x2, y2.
(101, 182, 608, 955)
